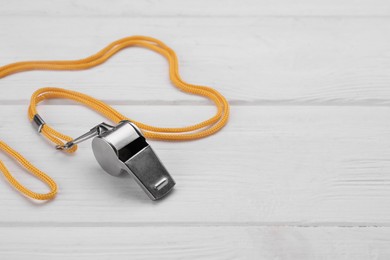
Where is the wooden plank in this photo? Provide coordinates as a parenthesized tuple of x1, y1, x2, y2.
(1, 0, 390, 17)
(0, 226, 390, 259)
(1, 17, 390, 104)
(0, 105, 389, 224)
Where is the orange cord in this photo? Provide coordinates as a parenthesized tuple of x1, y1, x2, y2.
(0, 36, 230, 200)
(0, 141, 57, 200)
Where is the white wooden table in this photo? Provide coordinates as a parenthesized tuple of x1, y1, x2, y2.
(0, 1, 390, 259)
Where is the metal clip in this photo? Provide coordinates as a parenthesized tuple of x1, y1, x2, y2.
(56, 122, 114, 150)
(61, 121, 176, 200)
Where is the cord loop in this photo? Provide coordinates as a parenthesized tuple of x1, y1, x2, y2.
(0, 36, 230, 200)
(0, 141, 57, 200)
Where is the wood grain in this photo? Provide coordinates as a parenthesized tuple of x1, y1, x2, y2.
(0, 105, 388, 224)
(1, 1, 390, 258)
(1, 227, 389, 259)
(1, 17, 390, 104)
(1, 0, 390, 17)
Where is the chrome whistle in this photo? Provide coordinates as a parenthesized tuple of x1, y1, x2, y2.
(57, 121, 175, 200)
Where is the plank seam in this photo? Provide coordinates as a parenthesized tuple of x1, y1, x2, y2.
(0, 222, 389, 228)
(0, 100, 389, 106)
(1, 15, 390, 18)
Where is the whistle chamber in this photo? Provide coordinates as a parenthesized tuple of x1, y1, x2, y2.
(59, 120, 176, 200)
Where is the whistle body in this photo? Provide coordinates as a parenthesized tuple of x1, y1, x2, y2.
(92, 121, 175, 200)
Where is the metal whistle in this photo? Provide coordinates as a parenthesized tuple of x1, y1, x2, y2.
(57, 121, 175, 200)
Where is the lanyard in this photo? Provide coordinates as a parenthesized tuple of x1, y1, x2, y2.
(0, 36, 230, 201)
